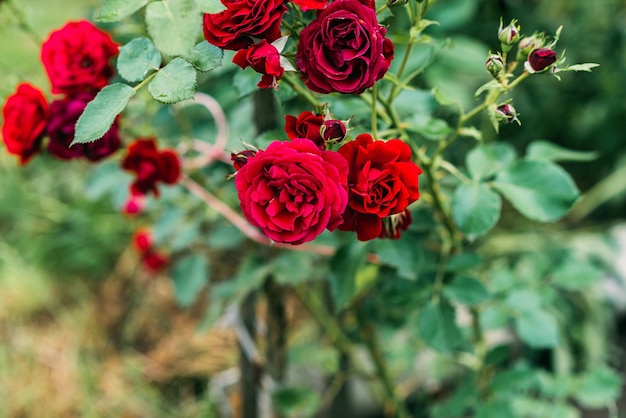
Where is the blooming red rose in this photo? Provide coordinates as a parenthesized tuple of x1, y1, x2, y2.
(121, 138, 181, 197)
(338, 134, 421, 241)
(203, 0, 287, 51)
(1, 83, 48, 165)
(235, 138, 349, 244)
(233, 40, 284, 89)
(284, 111, 325, 148)
(296, 0, 394, 94)
(290, 0, 329, 11)
(41, 20, 118, 95)
(525, 47, 557, 73)
(47, 93, 121, 161)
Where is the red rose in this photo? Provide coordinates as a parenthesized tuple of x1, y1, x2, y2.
(41, 20, 118, 95)
(132, 229, 169, 272)
(235, 138, 349, 244)
(338, 134, 421, 241)
(290, 0, 329, 11)
(296, 0, 394, 94)
(284, 111, 325, 149)
(1, 83, 48, 165)
(121, 138, 181, 197)
(233, 40, 284, 89)
(47, 93, 121, 161)
(203, 0, 287, 51)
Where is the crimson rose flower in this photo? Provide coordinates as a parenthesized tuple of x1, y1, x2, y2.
(233, 40, 284, 89)
(338, 134, 421, 241)
(290, 0, 329, 11)
(1, 83, 48, 165)
(296, 0, 394, 94)
(235, 138, 349, 244)
(284, 111, 325, 148)
(203, 0, 287, 51)
(41, 20, 118, 95)
(47, 93, 121, 161)
(121, 138, 181, 197)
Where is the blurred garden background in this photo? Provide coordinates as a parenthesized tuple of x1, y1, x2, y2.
(1, 0, 626, 417)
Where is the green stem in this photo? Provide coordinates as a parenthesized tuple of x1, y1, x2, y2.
(282, 72, 323, 110)
(5, 0, 42, 45)
(133, 71, 158, 91)
(371, 82, 379, 139)
(357, 305, 411, 418)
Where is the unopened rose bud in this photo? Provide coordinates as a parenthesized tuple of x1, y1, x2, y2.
(498, 19, 520, 52)
(525, 48, 557, 73)
(486, 53, 505, 79)
(321, 119, 347, 143)
(516, 34, 544, 61)
(387, 0, 408, 6)
(231, 149, 257, 171)
(495, 104, 520, 125)
(380, 209, 412, 239)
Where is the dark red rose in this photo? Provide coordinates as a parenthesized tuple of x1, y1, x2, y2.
(203, 0, 287, 51)
(296, 0, 394, 94)
(526, 48, 557, 73)
(235, 138, 349, 244)
(290, 0, 329, 11)
(41, 20, 118, 95)
(338, 134, 421, 241)
(121, 138, 181, 197)
(322, 119, 347, 143)
(233, 40, 284, 89)
(231, 149, 257, 171)
(47, 93, 121, 161)
(1, 83, 48, 165)
(284, 111, 325, 148)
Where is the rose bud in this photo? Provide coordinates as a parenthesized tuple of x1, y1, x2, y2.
(525, 48, 557, 73)
(516, 33, 545, 61)
(495, 104, 520, 125)
(380, 209, 412, 239)
(321, 119, 347, 143)
(485, 53, 505, 79)
(498, 19, 520, 52)
(231, 149, 257, 171)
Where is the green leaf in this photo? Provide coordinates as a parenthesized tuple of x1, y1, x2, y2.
(194, 0, 227, 13)
(187, 41, 223, 72)
(551, 260, 602, 290)
(446, 253, 483, 272)
(272, 386, 320, 418)
(329, 243, 369, 311)
(557, 63, 600, 73)
(273, 252, 314, 285)
(170, 254, 210, 308)
(526, 140, 598, 163)
(73, 83, 135, 145)
(376, 231, 423, 279)
(574, 366, 623, 408)
(407, 115, 452, 140)
(493, 160, 580, 222)
(466, 143, 516, 181)
(117, 37, 162, 83)
(148, 58, 197, 103)
(146, 0, 202, 57)
(96, 0, 149, 22)
(515, 308, 559, 348)
(476, 400, 517, 418)
(443, 276, 490, 306)
(418, 299, 463, 352)
(504, 289, 542, 312)
(452, 182, 501, 239)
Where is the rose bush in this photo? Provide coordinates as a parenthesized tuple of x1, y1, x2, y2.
(235, 138, 348, 244)
(1, 83, 48, 165)
(296, 0, 394, 94)
(41, 20, 118, 95)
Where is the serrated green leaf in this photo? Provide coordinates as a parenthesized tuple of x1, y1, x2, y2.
(418, 299, 463, 352)
(452, 182, 501, 238)
(73, 83, 135, 145)
(194, 0, 227, 13)
(467, 143, 516, 181)
(557, 63, 600, 73)
(171, 254, 210, 308)
(187, 41, 223, 72)
(96, 0, 149, 22)
(526, 140, 598, 163)
(493, 160, 580, 222)
(551, 260, 602, 290)
(515, 308, 559, 348)
(148, 58, 197, 103)
(117, 37, 162, 83)
(443, 276, 490, 306)
(146, 0, 202, 57)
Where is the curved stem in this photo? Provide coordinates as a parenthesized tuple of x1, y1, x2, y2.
(371, 82, 379, 139)
(282, 72, 323, 109)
